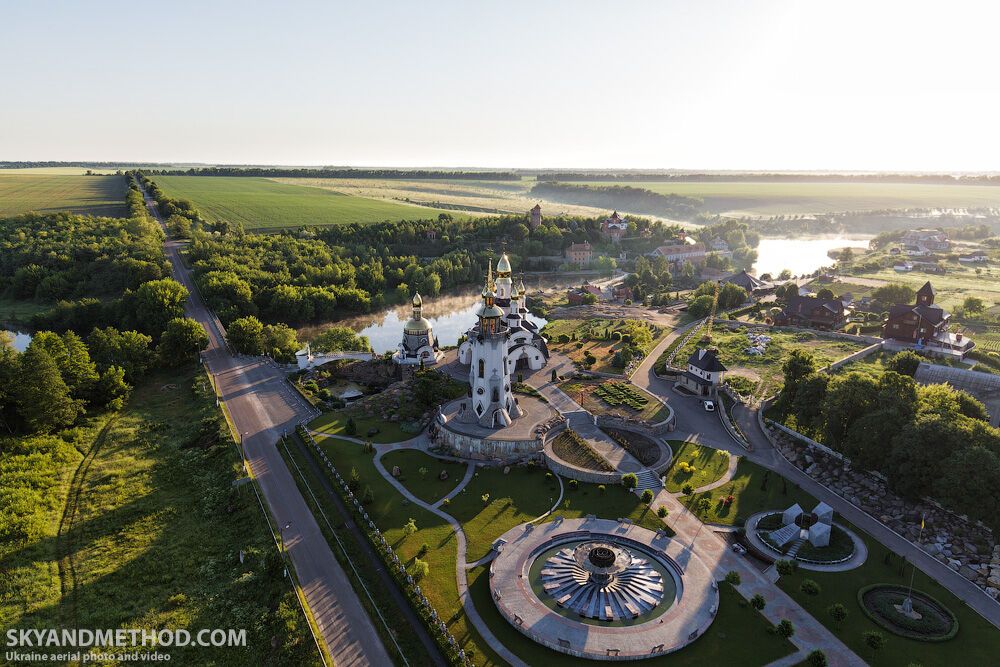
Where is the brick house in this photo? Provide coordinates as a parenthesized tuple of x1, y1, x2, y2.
(565, 242, 593, 265)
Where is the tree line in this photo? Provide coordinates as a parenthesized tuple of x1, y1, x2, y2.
(775, 349, 1000, 532)
(530, 182, 703, 220)
(531, 171, 1000, 185)
(138, 166, 520, 180)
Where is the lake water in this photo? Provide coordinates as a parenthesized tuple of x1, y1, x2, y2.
(753, 237, 871, 278)
(301, 282, 564, 354)
(2, 329, 31, 352)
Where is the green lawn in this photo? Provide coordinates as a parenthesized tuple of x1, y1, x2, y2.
(0, 173, 129, 217)
(278, 436, 435, 665)
(663, 441, 731, 492)
(671, 327, 867, 397)
(691, 458, 818, 526)
(154, 176, 459, 230)
(468, 571, 796, 666)
(568, 180, 1000, 216)
(778, 535, 1000, 666)
(1, 367, 318, 664)
(380, 449, 468, 505)
(310, 410, 412, 444)
(314, 435, 505, 667)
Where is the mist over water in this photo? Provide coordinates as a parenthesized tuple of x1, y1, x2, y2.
(752, 236, 870, 278)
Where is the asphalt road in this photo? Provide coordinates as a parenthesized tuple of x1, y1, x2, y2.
(141, 190, 391, 666)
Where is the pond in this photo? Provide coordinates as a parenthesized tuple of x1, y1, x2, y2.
(753, 236, 871, 278)
(299, 279, 578, 354)
(2, 328, 31, 352)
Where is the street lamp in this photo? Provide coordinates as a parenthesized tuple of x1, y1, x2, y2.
(278, 521, 293, 555)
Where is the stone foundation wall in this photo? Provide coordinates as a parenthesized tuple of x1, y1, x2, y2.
(435, 425, 543, 462)
(761, 419, 1000, 599)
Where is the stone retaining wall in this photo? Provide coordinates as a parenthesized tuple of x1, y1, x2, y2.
(760, 416, 999, 599)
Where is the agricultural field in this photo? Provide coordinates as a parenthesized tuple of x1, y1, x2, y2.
(0, 173, 129, 217)
(978, 329, 1000, 352)
(566, 180, 1000, 216)
(277, 177, 629, 220)
(670, 326, 868, 397)
(153, 176, 462, 230)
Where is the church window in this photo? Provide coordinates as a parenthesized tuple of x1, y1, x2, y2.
(492, 388, 499, 402)
(475, 403, 483, 415)
(478, 359, 484, 378)
(476, 387, 484, 395)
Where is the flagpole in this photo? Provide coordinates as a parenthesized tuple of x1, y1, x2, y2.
(903, 513, 924, 615)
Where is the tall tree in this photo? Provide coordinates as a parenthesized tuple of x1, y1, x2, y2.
(134, 278, 189, 336)
(158, 317, 209, 365)
(15, 344, 83, 433)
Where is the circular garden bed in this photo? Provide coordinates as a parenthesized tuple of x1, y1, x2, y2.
(858, 584, 959, 641)
(756, 512, 857, 564)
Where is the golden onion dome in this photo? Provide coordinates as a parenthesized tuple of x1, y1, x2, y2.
(404, 316, 432, 333)
(412, 292, 422, 307)
(497, 253, 512, 275)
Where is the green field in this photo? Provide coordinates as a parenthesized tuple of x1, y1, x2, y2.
(853, 266, 1000, 311)
(2, 368, 317, 664)
(568, 180, 1000, 216)
(154, 176, 461, 230)
(0, 174, 129, 217)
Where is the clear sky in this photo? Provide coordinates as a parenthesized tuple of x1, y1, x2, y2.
(2, 1, 998, 171)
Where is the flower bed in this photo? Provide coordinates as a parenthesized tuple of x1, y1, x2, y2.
(594, 381, 649, 410)
(858, 584, 959, 642)
(551, 429, 615, 472)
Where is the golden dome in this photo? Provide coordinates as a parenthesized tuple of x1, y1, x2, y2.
(412, 292, 423, 307)
(497, 253, 512, 275)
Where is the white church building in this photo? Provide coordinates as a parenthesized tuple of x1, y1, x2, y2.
(458, 253, 549, 373)
(392, 292, 443, 366)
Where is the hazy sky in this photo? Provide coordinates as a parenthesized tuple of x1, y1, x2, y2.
(3, 1, 999, 170)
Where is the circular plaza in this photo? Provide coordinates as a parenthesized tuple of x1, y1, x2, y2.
(488, 517, 718, 661)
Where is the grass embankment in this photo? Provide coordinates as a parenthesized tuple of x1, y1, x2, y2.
(467, 571, 795, 666)
(154, 176, 459, 230)
(380, 449, 468, 505)
(672, 327, 867, 397)
(0, 173, 129, 217)
(314, 435, 504, 667)
(1, 367, 318, 665)
(560, 377, 671, 423)
(663, 441, 731, 492)
(310, 410, 411, 443)
(778, 536, 1000, 666)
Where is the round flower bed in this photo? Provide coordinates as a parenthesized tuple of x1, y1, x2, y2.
(857, 584, 959, 642)
(755, 512, 856, 564)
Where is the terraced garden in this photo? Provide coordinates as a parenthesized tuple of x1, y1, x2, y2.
(561, 377, 671, 423)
